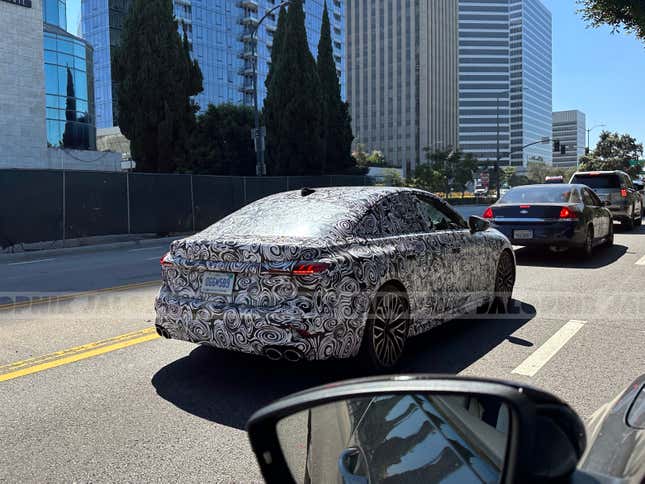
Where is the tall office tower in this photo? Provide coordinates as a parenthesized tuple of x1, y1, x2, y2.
(82, 0, 346, 129)
(458, 0, 552, 168)
(552, 110, 586, 168)
(346, 0, 459, 172)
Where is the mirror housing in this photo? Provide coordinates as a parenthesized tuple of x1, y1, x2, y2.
(247, 375, 586, 484)
(469, 215, 491, 233)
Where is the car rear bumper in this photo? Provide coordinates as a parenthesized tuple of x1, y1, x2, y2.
(492, 221, 585, 247)
(154, 286, 362, 361)
(607, 204, 632, 221)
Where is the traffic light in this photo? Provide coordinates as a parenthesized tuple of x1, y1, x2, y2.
(553, 140, 560, 152)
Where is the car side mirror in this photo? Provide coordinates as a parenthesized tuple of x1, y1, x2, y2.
(469, 215, 490, 233)
(247, 376, 587, 484)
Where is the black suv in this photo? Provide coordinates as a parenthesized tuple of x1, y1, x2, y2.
(570, 170, 643, 229)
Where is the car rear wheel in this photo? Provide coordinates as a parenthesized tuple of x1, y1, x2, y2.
(359, 285, 409, 371)
(635, 205, 643, 227)
(581, 226, 594, 258)
(492, 250, 515, 312)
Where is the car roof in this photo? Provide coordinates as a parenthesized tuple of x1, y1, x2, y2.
(572, 170, 626, 176)
(509, 183, 582, 190)
(256, 186, 438, 207)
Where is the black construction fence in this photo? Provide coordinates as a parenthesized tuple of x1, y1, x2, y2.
(0, 170, 379, 248)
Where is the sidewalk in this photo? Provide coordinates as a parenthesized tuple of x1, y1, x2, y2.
(0, 233, 189, 263)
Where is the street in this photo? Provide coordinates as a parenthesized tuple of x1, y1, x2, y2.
(1, 217, 644, 482)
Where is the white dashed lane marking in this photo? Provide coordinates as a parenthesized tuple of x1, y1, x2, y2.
(7, 258, 56, 266)
(636, 255, 645, 266)
(512, 320, 586, 377)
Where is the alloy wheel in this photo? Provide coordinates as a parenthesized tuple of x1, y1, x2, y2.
(494, 251, 515, 307)
(371, 292, 409, 368)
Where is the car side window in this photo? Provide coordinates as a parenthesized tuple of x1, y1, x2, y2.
(414, 195, 465, 231)
(587, 189, 602, 206)
(581, 189, 595, 206)
(354, 193, 427, 238)
(569, 189, 582, 204)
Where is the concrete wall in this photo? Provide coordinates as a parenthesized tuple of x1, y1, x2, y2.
(0, 0, 47, 168)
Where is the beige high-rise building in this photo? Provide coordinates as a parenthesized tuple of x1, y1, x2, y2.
(346, 0, 459, 174)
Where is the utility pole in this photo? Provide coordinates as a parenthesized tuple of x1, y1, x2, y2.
(586, 123, 606, 156)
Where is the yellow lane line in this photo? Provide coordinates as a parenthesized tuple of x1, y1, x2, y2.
(0, 327, 160, 382)
(0, 280, 160, 311)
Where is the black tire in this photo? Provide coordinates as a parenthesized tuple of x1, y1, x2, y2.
(581, 226, 594, 258)
(491, 250, 515, 313)
(359, 284, 410, 371)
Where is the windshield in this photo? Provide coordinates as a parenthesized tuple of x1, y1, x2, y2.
(500, 186, 578, 204)
(571, 174, 622, 189)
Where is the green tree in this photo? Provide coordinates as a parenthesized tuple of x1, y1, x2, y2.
(420, 148, 478, 193)
(112, 0, 203, 172)
(317, 2, 354, 174)
(189, 104, 256, 175)
(265, 6, 287, 90)
(408, 164, 445, 193)
(579, 131, 643, 176)
(366, 150, 386, 166)
(264, 0, 324, 175)
(578, 0, 645, 42)
(352, 143, 369, 167)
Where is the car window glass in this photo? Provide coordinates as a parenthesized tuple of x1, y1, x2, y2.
(587, 189, 602, 206)
(581, 189, 595, 206)
(500, 185, 574, 203)
(415, 196, 464, 231)
(570, 174, 621, 189)
(569, 189, 582, 204)
(354, 193, 426, 238)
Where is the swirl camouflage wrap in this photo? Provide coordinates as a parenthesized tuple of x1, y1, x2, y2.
(154, 187, 513, 362)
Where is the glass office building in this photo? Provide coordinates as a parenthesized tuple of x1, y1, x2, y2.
(82, 0, 346, 129)
(44, 0, 96, 149)
(458, 0, 551, 167)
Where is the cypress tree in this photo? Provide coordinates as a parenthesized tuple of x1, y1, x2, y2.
(264, 0, 324, 175)
(317, 2, 354, 173)
(112, 0, 203, 172)
(62, 67, 77, 148)
(265, 6, 287, 90)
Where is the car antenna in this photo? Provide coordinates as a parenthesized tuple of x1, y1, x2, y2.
(301, 187, 316, 196)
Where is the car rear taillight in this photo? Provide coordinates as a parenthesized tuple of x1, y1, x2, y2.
(483, 207, 494, 219)
(160, 252, 173, 267)
(620, 188, 628, 198)
(520, 205, 531, 209)
(292, 262, 330, 276)
(559, 207, 578, 220)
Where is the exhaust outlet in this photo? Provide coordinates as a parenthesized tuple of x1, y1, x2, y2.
(283, 348, 303, 363)
(265, 347, 283, 361)
(155, 325, 170, 339)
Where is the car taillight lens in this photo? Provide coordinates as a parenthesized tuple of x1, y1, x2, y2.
(559, 207, 578, 219)
(620, 188, 627, 197)
(292, 262, 330, 276)
(160, 252, 173, 267)
(483, 207, 494, 219)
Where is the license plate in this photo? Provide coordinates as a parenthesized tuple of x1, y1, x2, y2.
(201, 272, 235, 295)
(513, 230, 533, 239)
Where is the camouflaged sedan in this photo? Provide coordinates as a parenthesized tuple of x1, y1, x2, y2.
(154, 187, 515, 369)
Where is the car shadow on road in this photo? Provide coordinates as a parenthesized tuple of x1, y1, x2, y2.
(151, 300, 536, 430)
(514, 244, 628, 269)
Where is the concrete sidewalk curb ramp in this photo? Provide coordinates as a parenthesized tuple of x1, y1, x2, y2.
(0, 235, 188, 263)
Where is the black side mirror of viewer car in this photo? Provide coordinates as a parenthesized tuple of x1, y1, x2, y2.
(469, 215, 491, 233)
(247, 375, 587, 484)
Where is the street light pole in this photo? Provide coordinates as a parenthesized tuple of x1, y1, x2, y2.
(251, 1, 291, 176)
(496, 94, 502, 200)
(586, 123, 606, 156)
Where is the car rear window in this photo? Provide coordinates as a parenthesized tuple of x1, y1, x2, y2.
(500, 186, 578, 204)
(570, 174, 621, 189)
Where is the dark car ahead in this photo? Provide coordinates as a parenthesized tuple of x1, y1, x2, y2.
(483, 184, 613, 256)
(570, 170, 643, 229)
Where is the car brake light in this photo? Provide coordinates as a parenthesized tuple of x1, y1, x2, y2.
(559, 207, 578, 219)
(160, 252, 173, 267)
(620, 188, 627, 197)
(519, 205, 531, 209)
(483, 207, 494, 219)
(292, 262, 330, 276)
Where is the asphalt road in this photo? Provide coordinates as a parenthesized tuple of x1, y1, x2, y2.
(1, 213, 644, 482)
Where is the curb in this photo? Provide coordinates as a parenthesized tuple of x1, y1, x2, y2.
(0, 235, 186, 263)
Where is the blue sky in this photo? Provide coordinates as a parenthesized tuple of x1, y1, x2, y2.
(67, 0, 644, 147)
